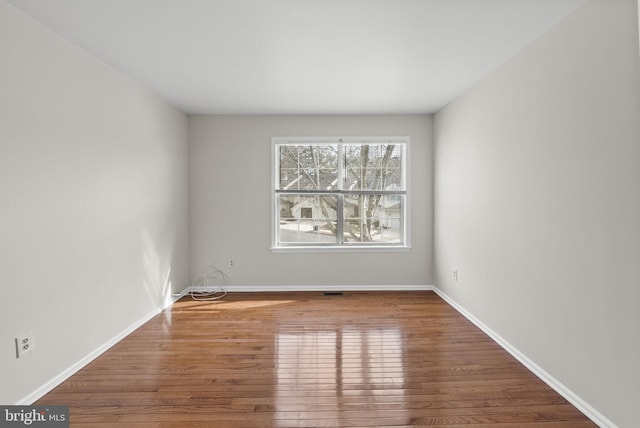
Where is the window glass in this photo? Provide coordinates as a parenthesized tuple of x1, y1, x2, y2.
(274, 138, 408, 249)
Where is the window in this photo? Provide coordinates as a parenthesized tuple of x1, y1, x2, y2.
(272, 137, 409, 250)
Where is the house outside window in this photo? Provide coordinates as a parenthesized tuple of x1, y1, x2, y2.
(272, 137, 409, 251)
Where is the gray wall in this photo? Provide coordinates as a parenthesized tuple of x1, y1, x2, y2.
(434, 0, 640, 426)
(189, 115, 433, 288)
(0, 2, 189, 404)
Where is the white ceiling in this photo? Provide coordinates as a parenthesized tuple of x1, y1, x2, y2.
(6, 0, 586, 114)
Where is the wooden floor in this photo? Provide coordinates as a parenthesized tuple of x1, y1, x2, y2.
(37, 291, 595, 427)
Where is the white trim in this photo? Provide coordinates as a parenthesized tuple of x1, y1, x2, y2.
(432, 287, 617, 428)
(185, 284, 433, 293)
(271, 245, 411, 253)
(403, 140, 411, 248)
(271, 139, 277, 249)
(16, 291, 187, 405)
(16, 284, 615, 427)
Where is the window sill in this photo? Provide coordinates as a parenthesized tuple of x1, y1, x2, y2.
(271, 245, 411, 253)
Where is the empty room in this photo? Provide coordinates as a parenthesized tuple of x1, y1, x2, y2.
(1, 0, 639, 427)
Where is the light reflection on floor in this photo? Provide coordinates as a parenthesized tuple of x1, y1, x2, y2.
(275, 327, 407, 427)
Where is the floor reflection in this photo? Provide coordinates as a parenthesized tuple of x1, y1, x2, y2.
(275, 326, 407, 426)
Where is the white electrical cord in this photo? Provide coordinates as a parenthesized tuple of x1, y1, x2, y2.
(189, 264, 228, 301)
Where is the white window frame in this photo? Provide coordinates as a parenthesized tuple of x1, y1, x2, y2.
(271, 136, 411, 252)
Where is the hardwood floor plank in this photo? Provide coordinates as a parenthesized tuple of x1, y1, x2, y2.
(36, 291, 595, 427)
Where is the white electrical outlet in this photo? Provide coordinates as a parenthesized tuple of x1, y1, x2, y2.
(15, 332, 34, 358)
(228, 258, 236, 269)
(453, 269, 459, 282)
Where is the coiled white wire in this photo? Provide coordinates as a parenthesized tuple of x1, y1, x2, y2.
(189, 264, 228, 301)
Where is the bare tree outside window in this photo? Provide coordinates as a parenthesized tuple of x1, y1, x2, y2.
(274, 138, 408, 248)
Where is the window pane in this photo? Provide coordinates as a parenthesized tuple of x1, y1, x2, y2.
(278, 194, 338, 244)
(274, 138, 407, 248)
(343, 194, 403, 244)
(343, 144, 403, 191)
(278, 145, 338, 190)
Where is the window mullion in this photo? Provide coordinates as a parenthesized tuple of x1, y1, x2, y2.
(337, 142, 344, 191)
(337, 193, 344, 245)
(337, 143, 344, 244)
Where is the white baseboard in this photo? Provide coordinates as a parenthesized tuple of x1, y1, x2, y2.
(24, 284, 612, 427)
(432, 287, 616, 428)
(183, 284, 434, 293)
(20, 285, 433, 405)
(20, 285, 428, 403)
(18, 292, 186, 405)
